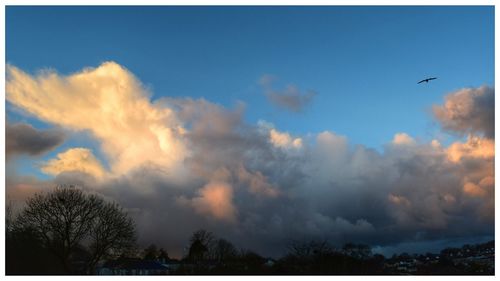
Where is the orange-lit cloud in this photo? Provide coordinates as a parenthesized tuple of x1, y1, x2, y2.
(462, 175, 494, 198)
(192, 183, 236, 222)
(7, 62, 188, 177)
(41, 148, 106, 179)
(463, 182, 486, 197)
(446, 135, 494, 163)
(269, 129, 303, 149)
(258, 120, 303, 150)
(190, 169, 237, 222)
(392, 133, 416, 146)
(388, 194, 411, 206)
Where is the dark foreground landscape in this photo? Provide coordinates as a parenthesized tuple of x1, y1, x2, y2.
(6, 187, 494, 276)
(96, 239, 495, 275)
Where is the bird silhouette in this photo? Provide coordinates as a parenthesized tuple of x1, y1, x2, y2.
(418, 77, 437, 84)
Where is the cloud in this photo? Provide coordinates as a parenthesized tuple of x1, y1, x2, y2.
(237, 164, 280, 197)
(446, 135, 494, 162)
(177, 168, 237, 223)
(300, 128, 493, 242)
(259, 75, 316, 113)
(392, 133, 416, 146)
(433, 86, 494, 139)
(258, 120, 303, 150)
(463, 182, 486, 197)
(388, 194, 411, 206)
(6, 122, 65, 159)
(269, 129, 303, 149)
(191, 181, 237, 223)
(6, 62, 188, 177)
(6, 63, 494, 258)
(41, 148, 107, 179)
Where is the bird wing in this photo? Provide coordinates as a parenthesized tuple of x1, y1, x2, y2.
(417, 77, 437, 84)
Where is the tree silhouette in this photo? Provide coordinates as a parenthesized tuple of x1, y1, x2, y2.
(287, 240, 333, 260)
(6, 199, 14, 233)
(85, 199, 136, 272)
(188, 239, 208, 264)
(12, 185, 136, 274)
(6, 224, 64, 274)
(143, 244, 159, 260)
(189, 229, 215, 248)
(214, 238, 238, 263)
(158, 248, 170, 263)
(342, 242, 372, 259)
(188, 229, 216, 262)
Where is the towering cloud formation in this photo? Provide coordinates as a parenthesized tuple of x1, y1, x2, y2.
(6, 62, 494, 258)
(7, 63, 188, 178)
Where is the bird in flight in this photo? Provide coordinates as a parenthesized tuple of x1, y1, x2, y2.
(418, 77, 437, 84)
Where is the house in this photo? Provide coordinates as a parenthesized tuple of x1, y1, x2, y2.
(97, 258, 169, 275)
(161, 259, 182, 271)
(264, 259, 276, 267)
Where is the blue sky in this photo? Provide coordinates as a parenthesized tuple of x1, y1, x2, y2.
(7, 6, 494, 151)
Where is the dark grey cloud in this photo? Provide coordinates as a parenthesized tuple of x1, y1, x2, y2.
(433, 86, 494, 139)
(260, 75, 316, 113)
(6, 122, 66, 159)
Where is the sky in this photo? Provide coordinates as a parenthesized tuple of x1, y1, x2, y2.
(5, 6, 495, 258)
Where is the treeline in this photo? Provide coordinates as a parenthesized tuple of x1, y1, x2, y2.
(136, 232, 494, 275)
(171, 233, 493, 275)
(175, 235, 386, 274)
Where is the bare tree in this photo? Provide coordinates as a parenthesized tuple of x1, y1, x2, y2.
(287, 240, 334, 260)
(188, 239, 208, 264)
(188, 229, 216, 262)
(214, 238, 237, 263)
(342, 243, 372, 259)
(13, 185, 136, 274)
(158, 248, 169, 263)
(6, 199, 14, 233)
(189, 229, 215, 248)
(142, 244, 159, 260)
(86, 200, 136, 273)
